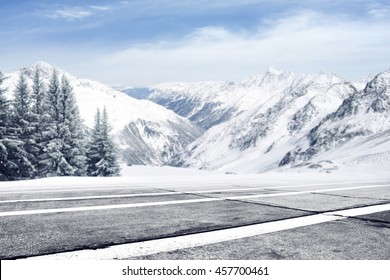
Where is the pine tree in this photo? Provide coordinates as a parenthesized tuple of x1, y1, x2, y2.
(30, 69, 47, 177)
(12, 72, 36, 178)
(0, 72, 8, 138)
(86, 108, 102, 176)
(13, 72, 31, 124)
(86, 107, 120, 176)
(59, 76, 86, 176)
(0, 72, 34, 180)
(41, 71, 87, 176)
(0, 72, 10, 180)
(31, 69, 46, 120)
(46, 70, 61, 137)
(39, 70, 61, 176)
(40, 70, 72, 176)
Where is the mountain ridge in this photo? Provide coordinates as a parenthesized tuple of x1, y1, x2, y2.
(3, 62, 389, 173)
(166, 69, 390, 173)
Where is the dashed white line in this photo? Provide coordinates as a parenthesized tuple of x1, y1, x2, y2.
(29, 203, 390, 259)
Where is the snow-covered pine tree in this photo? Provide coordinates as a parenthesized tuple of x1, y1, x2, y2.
(13, 73, 30, 121)
(12, 72, 36, 178)
(41, 71, 86, 177)
(86, 108, 102, 176)
(39, 70, 63, 176)
(0, 72, 8, 139)
(32, 69, 46, 120)
(0, 71, 10, 180)
(86, 107, 120, 176)
(30, 69, 47, 177)
(59, 75, 87, 176)
(0, 72, 34, 180)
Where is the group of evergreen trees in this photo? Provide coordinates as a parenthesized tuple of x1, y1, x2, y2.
(0, 69, 120, 181)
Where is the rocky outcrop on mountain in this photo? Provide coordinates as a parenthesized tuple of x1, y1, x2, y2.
(279, 70, 390, 169)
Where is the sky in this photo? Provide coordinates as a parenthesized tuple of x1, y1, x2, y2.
(0, 0, 390, 86)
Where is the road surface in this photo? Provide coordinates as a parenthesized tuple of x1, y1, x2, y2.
(0, 179, 389, 259)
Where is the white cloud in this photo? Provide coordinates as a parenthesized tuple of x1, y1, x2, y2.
(45, 7, 93, 21)
(99, 10, 390, 86)
(43, 5, 112, 21)
(368, 4, 390, 18)
(90, 5, 112, 11)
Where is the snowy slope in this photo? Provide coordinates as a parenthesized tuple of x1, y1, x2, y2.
(148, 80, 238, 129)
(120, 87, 152, 99)
(148, 68, 310, 129)
(171, 68, 390, 172)
(279, 70, 390, 171)
(3, 62, 204, 165)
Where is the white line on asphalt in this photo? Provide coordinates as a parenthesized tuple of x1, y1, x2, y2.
(0, 197, 222, 217)
(0, 186, 299, 203)
(0, 180, 385, 195)
(0, 192, 182, 204)
(0, 184, 388, 217)
(0, 186, 274, 203)
(230, 184, 390, 200)
(0, 186, 153, 194)
(29, 203, 390, 259)
(1, 182, 387, 204)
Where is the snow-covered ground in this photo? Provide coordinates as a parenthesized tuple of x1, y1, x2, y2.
(1, 164, 389, 191)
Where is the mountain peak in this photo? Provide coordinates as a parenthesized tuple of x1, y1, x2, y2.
(241, 68, 293, 87)
(265, 66, 284, 76)
(32, 61, 54, 69)
(364, 69, 390, 95)
(20, 61, 59, 78)
(20, 61, 73, 81)
(29, 61, 58, 72)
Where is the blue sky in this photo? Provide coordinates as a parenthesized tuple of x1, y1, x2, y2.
(1, 0, 390, 86)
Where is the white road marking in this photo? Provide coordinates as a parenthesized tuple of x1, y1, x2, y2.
(0, 197, 222, 217)
(29, 203, 390, 259)
(230, 184, 390, 200)
(0, 180, 384, 194)
(0, 186, 152, 194)
(1, 182, 387, 204)
(0, 186, 298, 203)
(0, 187, 272, 203)
(0, 192, 181, 204)
(0, 184, 388, 217)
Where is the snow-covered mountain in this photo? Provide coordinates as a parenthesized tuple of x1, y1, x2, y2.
(279, 70, 390, 170)
(147, 81, 237, 129)
(3, 62, 389, 173)
(2, 62, 204, 165)
(146, 68, 349, 130)
(146, 68, 304, 130)
(169, 69, 390, 173)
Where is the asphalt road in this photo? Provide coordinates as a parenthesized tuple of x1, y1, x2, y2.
(0, 180, 389, 259)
